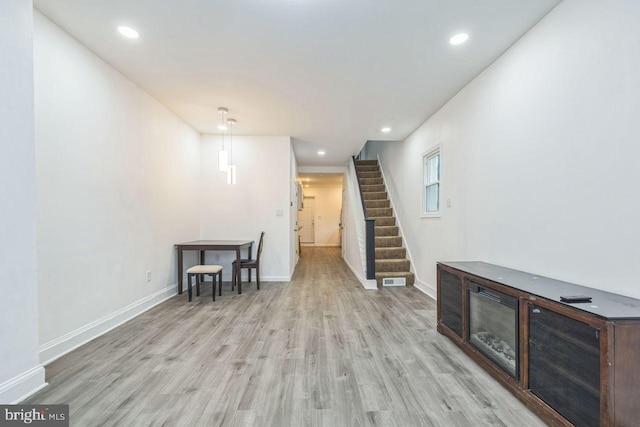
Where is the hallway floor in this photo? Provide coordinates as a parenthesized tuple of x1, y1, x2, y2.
(27, 247, 545, 426)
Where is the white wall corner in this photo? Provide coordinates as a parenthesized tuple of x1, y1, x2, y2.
(39, 284, 178, 365)
(0, 366, 47, 404)
(413, 279, 437, 300)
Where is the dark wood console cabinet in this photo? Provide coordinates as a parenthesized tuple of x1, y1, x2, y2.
(437, 262, 640, 427)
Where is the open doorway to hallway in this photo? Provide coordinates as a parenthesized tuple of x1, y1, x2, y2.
(297, 173, 343, 251)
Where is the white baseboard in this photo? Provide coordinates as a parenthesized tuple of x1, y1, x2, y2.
(414, 278, 437, 300)
(260, 276, 292, 282)
(0, 366, 47, 404)
(39, 284, 178, 366)
(343, 257, 364, 284)
(221, 274, 292, 282)
(343, 257, 378, 290)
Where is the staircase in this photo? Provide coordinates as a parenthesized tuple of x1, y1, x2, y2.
(355, 159, 415, 287)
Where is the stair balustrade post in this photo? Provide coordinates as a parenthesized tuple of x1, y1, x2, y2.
(365, 218, 376, 280)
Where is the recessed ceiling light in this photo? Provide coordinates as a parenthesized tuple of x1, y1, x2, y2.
(381, 127, 391, 133)
(450, 33, 469, 45)
(218, 125, 228, 131)
(118, 26, 140, 39)
(317, 150, 326, 156)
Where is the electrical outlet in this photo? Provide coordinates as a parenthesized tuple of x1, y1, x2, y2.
(146, 271, 152, 282)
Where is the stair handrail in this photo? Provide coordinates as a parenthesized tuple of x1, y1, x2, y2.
(352, 157, 376, 281)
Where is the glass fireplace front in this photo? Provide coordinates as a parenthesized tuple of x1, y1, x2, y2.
(468, 282, 519, 379)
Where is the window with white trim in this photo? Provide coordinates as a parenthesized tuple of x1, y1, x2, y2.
(423, 147, 440, 215)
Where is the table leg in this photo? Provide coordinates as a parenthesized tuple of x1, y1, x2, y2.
(178, 247, 184, 294)
(248, 245, 253, 282)
(199, 250, 205, 282)
(236, 248, 242, 294)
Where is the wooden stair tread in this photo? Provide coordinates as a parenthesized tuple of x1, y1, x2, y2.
(355, 160, 378, 165)
(375, 247, 407, 259)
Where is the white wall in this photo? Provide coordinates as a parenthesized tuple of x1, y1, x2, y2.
(0, 0, 46, 404)
(299, 186, 342, 246)
(34, 12, 202, 362)
(367, 0, 640, 299)
(342, 162, 371, 287)
(200, 135, 293, 281)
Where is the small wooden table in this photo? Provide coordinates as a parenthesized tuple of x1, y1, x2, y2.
(175, 240, 254, 295)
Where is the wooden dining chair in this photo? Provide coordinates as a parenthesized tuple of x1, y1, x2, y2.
(186, 264, 223, 301)
(232, 232, 264, 291)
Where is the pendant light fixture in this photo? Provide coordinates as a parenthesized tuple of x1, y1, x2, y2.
(226, 118, 237, 184)
(217, 107, 229, 172)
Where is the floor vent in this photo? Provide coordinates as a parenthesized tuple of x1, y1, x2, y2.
(382, 277, 406, 287)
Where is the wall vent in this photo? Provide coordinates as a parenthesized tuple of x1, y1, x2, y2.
(382, 277, 406, 287)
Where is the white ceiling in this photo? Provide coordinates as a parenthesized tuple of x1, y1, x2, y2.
(34, 0, 561, 166)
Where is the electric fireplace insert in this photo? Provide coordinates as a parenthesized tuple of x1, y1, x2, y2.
(468, 281, 518, 379)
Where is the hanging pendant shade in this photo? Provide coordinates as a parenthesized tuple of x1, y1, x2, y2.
(215, 107, 238, 183)
(227, 165, 236, 185)
(217, 107, 229, 172)
(226, 117, 237, 184)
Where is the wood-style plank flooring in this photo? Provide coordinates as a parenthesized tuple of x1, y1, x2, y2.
(27, 247, 546, 426)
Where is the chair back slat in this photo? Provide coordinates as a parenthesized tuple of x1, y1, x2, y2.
(257, 231, 265, 259)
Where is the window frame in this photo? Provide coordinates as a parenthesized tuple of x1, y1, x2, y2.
(421, 144, 442, 218)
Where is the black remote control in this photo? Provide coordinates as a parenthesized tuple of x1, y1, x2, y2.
(560, 295, 592, 303)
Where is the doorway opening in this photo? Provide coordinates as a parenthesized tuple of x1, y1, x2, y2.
(297, 173, 344, 249)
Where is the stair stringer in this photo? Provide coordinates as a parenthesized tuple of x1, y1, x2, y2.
(376, 154, 436, 299)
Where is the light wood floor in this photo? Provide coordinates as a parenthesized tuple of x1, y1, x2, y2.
(27, 247, 546, 426)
